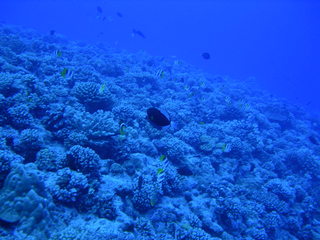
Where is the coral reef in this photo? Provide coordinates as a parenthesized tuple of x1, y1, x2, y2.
(0, 164, 55, 239)
(47, 167, 89, 205)
(0, 24, 319, 240)
(72, 81, 114, 112)
(67, 145, 101, 179)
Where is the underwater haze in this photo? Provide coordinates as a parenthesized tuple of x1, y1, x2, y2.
(0, 0, 320, 240)
(1, 0, 320, 115)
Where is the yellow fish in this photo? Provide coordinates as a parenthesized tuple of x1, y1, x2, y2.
(99, 83, 106, 94)
(159, 154, 166, 161)
(155, 69, 165, 78)
(119, 123, 126, 136)
(60, 68, 68, 77)
(225, 96, 232, 105)
(60, 68, 74, 78)
(221, 143, 231, 152)
(184, 85, 190, 91)
(150, 193, 158, 207)
(55, 50, 62, 57)
(157, 168, 164, 175)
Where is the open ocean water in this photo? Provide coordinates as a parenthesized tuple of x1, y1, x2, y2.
(0, 0, 319, 239)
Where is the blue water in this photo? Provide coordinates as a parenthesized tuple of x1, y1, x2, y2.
(1, 0, 320, 115)
(0, 0, 320, 239)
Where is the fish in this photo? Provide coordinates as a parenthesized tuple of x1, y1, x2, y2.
(60, 68, 74, 78)
(54, 50, 62, 57)
(159, 154, 166, 161)
(157, 157, 168, 185)
(96, 6, 107, 21)
(309, 135, 319, 145)
(202, 52, 210, 60)
(132, 29, 146, 39)
(225, 96, 232, 105)
(199, 81, 206, 88)
(50, 30, 56, 36)
(244, 103, 251, 110)
(60, 68, 68, 77)
(119, 123, 127, 136)
(116, 12, 123, 18)
(157, 168, 164, 175)
(221, 143, 232, 153)
(184, 85, 190, 91)
(97, 6, 103, 14)
(99, 83, 106, 94)
(174, 60, 181, 65)
(147, 107, 171, 127)
(150, 193, 158, 206)
(155, 69, 165, 78)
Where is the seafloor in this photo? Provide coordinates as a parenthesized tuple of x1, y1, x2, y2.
(0, 24, 319, 240)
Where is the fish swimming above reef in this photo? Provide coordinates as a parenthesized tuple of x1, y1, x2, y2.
(119, 122, 127, 136)
(54, 50, 62, 57)
(96, 6, 107, 21)
(60, 68, 74, 79)
(97, 6, 103, 14)
(155, 69, 165, 78)
(147, 107, 171, 127)
(132, 29, 146, 39)
(202, 52, 211, 60)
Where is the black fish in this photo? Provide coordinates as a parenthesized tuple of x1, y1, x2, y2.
(50, 30, 56, 36)
(116, 12, 123, 18)
(202, 52, 210, 60)
(97, 6, 103, 14)
(132, 29, 146, 39)
(147, 107, 170, 127)
(309, 135, 319, 145)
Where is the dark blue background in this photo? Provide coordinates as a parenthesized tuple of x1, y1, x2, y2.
(1, 0, 319, 116)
